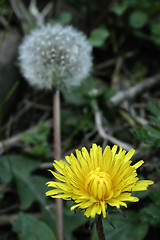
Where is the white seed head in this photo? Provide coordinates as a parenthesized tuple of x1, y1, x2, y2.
(18, 24, 92, 90)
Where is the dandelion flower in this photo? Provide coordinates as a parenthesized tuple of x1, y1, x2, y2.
(19, 24, 92, 90)
(46, 144, 154, 218)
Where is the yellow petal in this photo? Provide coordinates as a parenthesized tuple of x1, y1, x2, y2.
(48, 170, 66, 182)
(132, 180, 154, 191)
(133, 160, 144, 169)
(124, 149, 135, 163)
(111, 145, 118, 159)
(45, 189, 61, 196)
(101, 201, 107, 218)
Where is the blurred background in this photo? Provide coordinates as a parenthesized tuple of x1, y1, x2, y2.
(0, 0, 160, 240)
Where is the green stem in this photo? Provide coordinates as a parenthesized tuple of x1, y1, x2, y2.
(53, 89, 63, 240)
(96, 215, 106, 240)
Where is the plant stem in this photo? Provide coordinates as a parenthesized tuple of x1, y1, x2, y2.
(96, 215, 106, 240)
(53, 89, 63, 240)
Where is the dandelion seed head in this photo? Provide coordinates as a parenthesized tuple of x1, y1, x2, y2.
(19, 24, 92, 89)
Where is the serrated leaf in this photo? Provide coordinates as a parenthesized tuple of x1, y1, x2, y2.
(143, 125, 160, 139)
(131, 127, 155, 144)
(148, 101, 160, 119)
(13, 212, 56, 240)
(140, 185, 160, 226)
(149, 116, 160, 125)
(89, 28, 110, 47)
(20, 122, 50, 157)
(129, 11, 148, 29)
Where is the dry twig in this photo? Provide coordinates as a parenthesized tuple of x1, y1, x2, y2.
(0, 213, 42, 226)
(109, 74, 160, 106)
(93, 101, 134, 152)
(0, 119, 52, 153)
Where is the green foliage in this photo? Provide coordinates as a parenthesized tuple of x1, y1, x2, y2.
(131, 101, 160, 145)
(148, 102, 160, 124)
(13, 212, 56, 240)
(0, 155, 48, 209)
(1, 0, 159, 239)
(129, 11, 148, 29)
(150, 17, 160, 45)
(111, 0, 129, 16)
(130, 62, 148, 82)
(0, 155, 38, 183)
(58, 11, 72, 24)
(20, 122, 50, 157)
(63, 202, 87, 240)
(92, 212, 148, 240)
(88, 27, 110, 47)
(49, 11, 72, 25)
(140, 184, 160, 227)
(62, 77, 104, 106)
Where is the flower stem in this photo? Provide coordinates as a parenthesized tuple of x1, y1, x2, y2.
(96, 215, 106, 240)
(53, 89, 63, 240)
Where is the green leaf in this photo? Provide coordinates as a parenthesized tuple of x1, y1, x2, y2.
(63, 201, 87, 240)
(0, 156, 12, 182)
(13, 212, 56, 240)
(140, 184, 160, 226)
(111, 0, 129, 16)
(129, 11, 148, 29)
(15, 174, 48, 210)
(148, 183, 160, 204)
(0, 155, 38, 183)
(148, 101, 160, 118)
(131, 127, 155, 144)
(62, 77, 103, 106)
(20, 122, 50, 157)
(0, 155, 47, 209)
(3, 81, 19, 103)
(88, 27, 110, 47)
(92, 212, 148, 240)
(143, 125, 160, 139)
(59, 11, 72, 24)
(150, 17, 160, 45)
(0, 193, 4, 200)
(140, 203, 160, 226)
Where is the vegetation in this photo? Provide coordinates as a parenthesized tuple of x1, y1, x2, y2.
(0, 0, 160, 239)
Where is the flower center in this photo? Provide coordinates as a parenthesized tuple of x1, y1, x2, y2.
(85, 167, 112, 200)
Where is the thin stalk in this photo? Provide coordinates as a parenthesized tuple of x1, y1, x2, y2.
(96, 215, 106, 240)
(53, 89, 63, 240)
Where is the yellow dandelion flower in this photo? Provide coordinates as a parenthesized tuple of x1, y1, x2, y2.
(46, 144, 154, 218)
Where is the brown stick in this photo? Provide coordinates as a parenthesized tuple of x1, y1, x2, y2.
(53, 89, 63, 240)
(96, 215, 106, 240)
(93, 101, 134, 151)
(109, 74, 160, 106)
(0, 213, 42, 226)
(0, 119, 52, 153)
